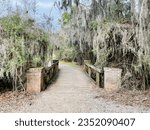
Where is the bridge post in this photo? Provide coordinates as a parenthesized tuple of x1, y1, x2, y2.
(88, 67, 92, 77)
(26, 67, 44, 93)
(52, 60, 59, 73)
(84, 60, 90, 71)
(84, 61, 102, 87)
(26, 60, 59, 94)
(96, 72, 100, 86)
(104, 67, 122, 91)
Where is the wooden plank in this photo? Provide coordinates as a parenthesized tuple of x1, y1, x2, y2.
(85, 63, 101, 73)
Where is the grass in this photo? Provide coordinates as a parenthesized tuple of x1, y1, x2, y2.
(59, 60, 81, 68)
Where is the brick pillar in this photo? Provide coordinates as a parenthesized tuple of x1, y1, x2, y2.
(104, 67, 122, 92)
(26, 68, 44, 94)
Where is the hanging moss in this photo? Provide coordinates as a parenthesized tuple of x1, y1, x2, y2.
(0, 14, 53, 92)
(58, 0, 150, 90)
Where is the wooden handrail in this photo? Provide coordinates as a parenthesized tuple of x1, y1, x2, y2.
(84, 63, 101, 73)
(44, 60, 59, 85)
(84, 61, 102, 87)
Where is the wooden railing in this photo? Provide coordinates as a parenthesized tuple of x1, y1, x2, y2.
(44, 60, 59, 86)
(84, 60, 102, 87)
(26, 60, 59, 93)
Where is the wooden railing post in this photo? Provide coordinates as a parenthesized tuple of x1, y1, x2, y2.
(52, 60, 59, 73)
(84, 61, 101, 87)
(96, 72, 100, 86)
(84, 60, 90, 71)
(88, 67, 92, 77)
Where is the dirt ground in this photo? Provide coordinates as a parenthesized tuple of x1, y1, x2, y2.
(95, 88, 150, 108)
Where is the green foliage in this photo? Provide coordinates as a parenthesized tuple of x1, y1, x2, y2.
(142, 55, 150, 65)
(62, 12, 72, 25)
(112, 2, 124, 17)
(32, 56, 42, 67)
(94, 48, 112, 68)
(0, 14, 53, 91)
(0, 15, 27, 76)
(89, 21, 98, 31)
(6, 39, 26, 75)
(134, 55, 150, 74)
(1, 15, 27, 37)
(104, 1, 131, 23)
(40, 32, 49, 43)
(56, 43, 78, 61)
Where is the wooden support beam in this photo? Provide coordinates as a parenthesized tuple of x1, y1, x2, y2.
(96, 72, 100, 86)
(88, 67, 92, 77)
(84, 62, 102, 87)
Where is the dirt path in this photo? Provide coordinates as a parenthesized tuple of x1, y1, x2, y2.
(16, 63, 150, 113)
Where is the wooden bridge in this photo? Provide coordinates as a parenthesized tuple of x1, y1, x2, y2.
(26, 60, 104, 94)
(26, 59, 123, 95)
(13, 61, 148, 113)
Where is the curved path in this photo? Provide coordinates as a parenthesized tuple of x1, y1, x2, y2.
(18, 63, 150, 112)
